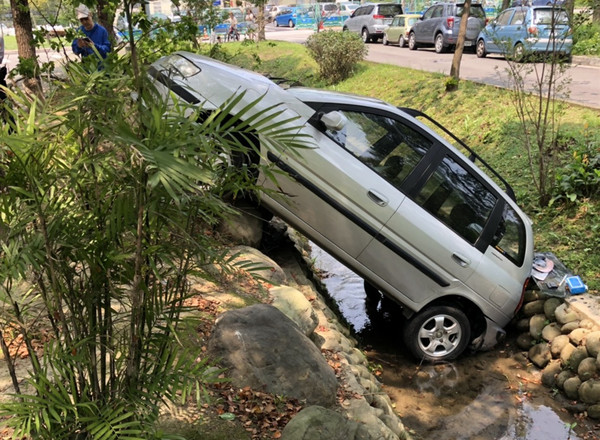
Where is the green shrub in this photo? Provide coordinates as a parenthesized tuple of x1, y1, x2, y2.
(573, 22, 600, 56)
(305, 30, 367, 84)
(553, 139, 600, 204)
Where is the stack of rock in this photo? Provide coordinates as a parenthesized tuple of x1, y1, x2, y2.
(516, 289, 600, 418)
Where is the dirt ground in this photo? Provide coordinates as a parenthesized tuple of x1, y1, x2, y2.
(356, 309, 600, 440)
(309, 243, 600, 440)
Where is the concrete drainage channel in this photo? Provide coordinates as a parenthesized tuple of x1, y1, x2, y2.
(306, 240, 600, 440)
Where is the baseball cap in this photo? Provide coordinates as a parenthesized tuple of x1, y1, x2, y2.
(77, 4, 91, 19)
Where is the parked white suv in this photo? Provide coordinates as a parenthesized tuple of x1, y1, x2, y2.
(149, 52, 535, 361)
(343, 2, 404, 43)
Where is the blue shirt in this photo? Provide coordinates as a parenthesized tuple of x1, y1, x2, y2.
(72, 23, 111, 59)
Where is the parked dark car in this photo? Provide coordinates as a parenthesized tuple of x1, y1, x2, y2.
(342, 2, 404, 43)
(476, 5, 572, 61)
(408, 2, 487, 53)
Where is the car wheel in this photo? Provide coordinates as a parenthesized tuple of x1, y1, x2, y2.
(342, 26, 348, 32)
(289, 19, 294, 28)
(403, 305, 471, 362)
(361, 28, 371, 43)
(408, 32, 418, 50)
(399, 35, 406, 47)
(383, 34, 389, 45)
(476, 39, 487, 58)
(512, 42, 525, 62)
(434, 34, 446, 53)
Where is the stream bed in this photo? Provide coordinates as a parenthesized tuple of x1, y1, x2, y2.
(310, 243, 599, 440)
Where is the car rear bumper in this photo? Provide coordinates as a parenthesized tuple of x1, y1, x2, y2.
(525, 37, 573, 54)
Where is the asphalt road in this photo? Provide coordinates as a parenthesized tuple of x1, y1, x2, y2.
(265, 26, 600, 109)
(5, 27, 598, 109)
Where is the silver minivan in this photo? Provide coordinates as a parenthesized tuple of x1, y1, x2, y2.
(343, 2, 404, 43)
(149, 52, 535, 362)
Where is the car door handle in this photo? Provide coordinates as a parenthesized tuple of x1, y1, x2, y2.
(367, 190, 388, 207)
(452, 252, 471, 268)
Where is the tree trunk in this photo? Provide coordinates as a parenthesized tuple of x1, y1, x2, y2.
(96, 0, 116, 41)
(593, 0, 600, 24)
(257, 8, 266, 41)
(9, 0, 43, 97)
(500, 0, 510, 12)
(448, 0, 471, 91)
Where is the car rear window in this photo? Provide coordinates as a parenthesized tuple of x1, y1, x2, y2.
(378, 4, 403, 17)
(455, 4, 486, 18)
(533, 8, 569, 25)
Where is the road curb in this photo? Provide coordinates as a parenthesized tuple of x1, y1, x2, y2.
(572, 55, 600, 67)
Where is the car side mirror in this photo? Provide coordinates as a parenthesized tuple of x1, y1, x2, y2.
(320, 111, 347, 131)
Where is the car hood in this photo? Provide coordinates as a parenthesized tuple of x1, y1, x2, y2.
(148, 52, 315, 122)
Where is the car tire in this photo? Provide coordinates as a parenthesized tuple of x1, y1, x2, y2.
(399, 35, 406, 47)
(476, 39, 486, 58)
(434, 34, 446, 54)
(289, 19, 294, 28)
(408, 32, 418, 50)
(513, 42, 525, 62)
(361, 28, 371, 43)
(403, 305, 471, 362)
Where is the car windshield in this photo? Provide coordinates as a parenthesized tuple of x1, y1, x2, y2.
(378, 4, 403, 17)
(455, 4, 486, 18)
(533, 8, 569, 25)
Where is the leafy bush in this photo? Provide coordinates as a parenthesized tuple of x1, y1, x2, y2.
(573, 22, 600, 56)
(305, 30, 367, 84)
(553, 139, 600, 204)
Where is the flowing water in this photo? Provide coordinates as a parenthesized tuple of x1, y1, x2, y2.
(310, 243, 597, 440)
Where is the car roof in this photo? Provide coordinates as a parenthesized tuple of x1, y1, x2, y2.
(286, 87, 399, 111)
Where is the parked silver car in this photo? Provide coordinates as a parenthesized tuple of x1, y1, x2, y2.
(409, 2, 487, 53)
(342, 2, 404, 43)
(149, 52, 535, 362)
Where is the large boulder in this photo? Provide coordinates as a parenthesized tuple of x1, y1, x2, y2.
(270, 286, 319, 337)
(281, 406, 359, 440)
(207, 304, 338, 406)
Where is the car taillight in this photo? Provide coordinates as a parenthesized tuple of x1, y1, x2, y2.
(373, 14, 385, 19)
(528, 25, 538, 36)
(514, 278, 530, 315)
(446, 17, 455, 28)
(485, 17, 490, 25)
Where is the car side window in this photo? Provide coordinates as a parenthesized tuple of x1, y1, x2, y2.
(491, 204, 526, 266)
(431, 6, 444, 18)
(398, 17, 404, 26)
(414, 155, 497, 244)
(322, 110, 432, 189)
(510, 10, 526, 25)
(495, 10, 513, 26)
(422, 7, 435, 19)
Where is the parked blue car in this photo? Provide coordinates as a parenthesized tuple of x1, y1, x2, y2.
(476, 5, 572, 61)
(274, 7, 299, 27)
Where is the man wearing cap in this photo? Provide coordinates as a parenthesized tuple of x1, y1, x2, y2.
(72, 4, 111, 59)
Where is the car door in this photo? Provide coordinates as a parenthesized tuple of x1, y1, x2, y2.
(387, 16, 401, 42)
(416, 5, 443, 43)
(483, 8, 514, 53)
(262, 105, 430, 261)
(357, 151, 498, 309)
